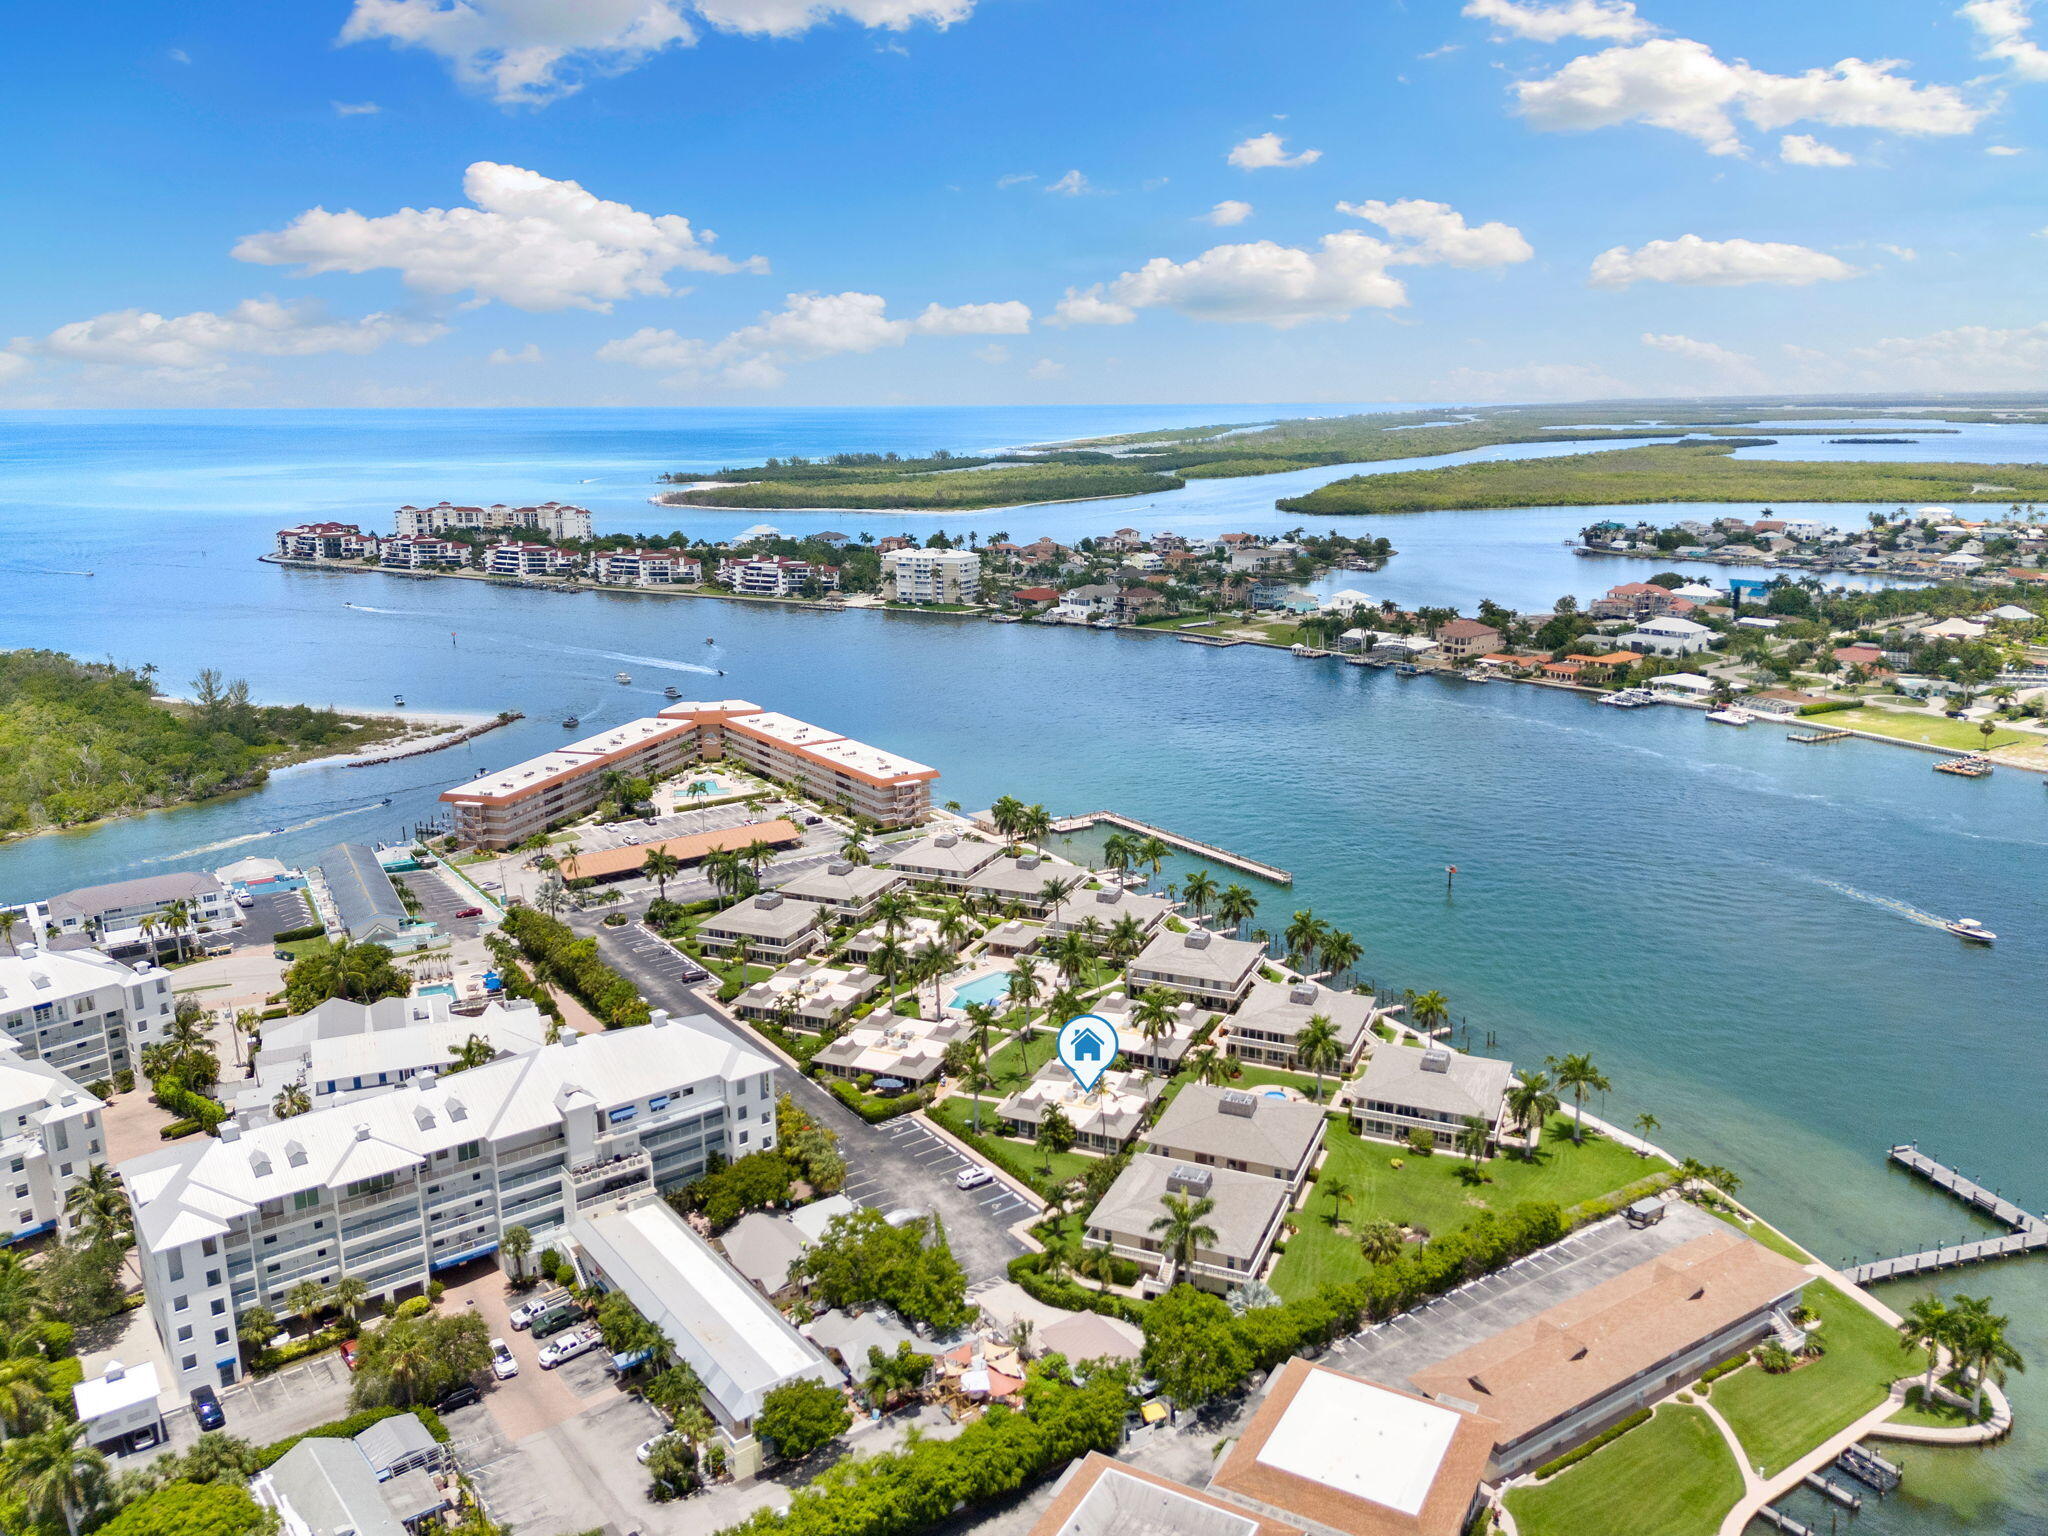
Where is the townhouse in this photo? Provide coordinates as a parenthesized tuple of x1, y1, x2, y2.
(1126, 928, 1265, 1009)
(484, 541, 580, 578)
(1085, 1157, 1291, 1294)
(997, 1064, 1160, 1153)
(717, 555, 840, 596)
(1351, 1045, 1515, 1152)
(1045, 885, 1175, 939)
(0, 945, 173, 1086)
(0, 1046, 107, 1241)
(379, 535, 470, 570)
(1223, 977, 1384, 1075)
(44, 871, 242, 950)
(774, 859, 904, 922)
(591, 548, 702, 586)
(1142, 1085, 1324, 1189)
(696, 892, 826, 962)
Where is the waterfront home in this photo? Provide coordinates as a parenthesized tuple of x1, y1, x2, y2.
(962, 851, 1085, 912)
(1028, 1457, 1303, 1536)
(1350, 1045, 1514, 1152)
(1572, 651, 1639, 683)
(1649, 672, 1715, 697)
(397, 500, 592, 540)
(881, 830, 1004, 885)
(1833, 643, 1887, 671)
(775, 859, 904, 921)
(1127, 928, 1265, 1009)
(124, 1016, 775, 1400)
(717, 555, 840, 596)
(1431, 618, 1502, 660)
(1369, 634, 1440, 663)
(44, 870, 242, 950)
(810, 1014, 966, 1086)
(1228, 545, 1293, 573)
(1144, 1085, 1324, 1190)
(1086, 989, 1206, 1074)
(1589, 581, 1683, 621)
(1919, 615, 1989, 641)
(484, 540, 579, 578)
(1122, 552, 1165, 573)
(1476, 652, 1544, 677)
(1012, 585, 1060, 607)
(1743, 687, 1831, 715)
(1538, 658, 1584, 682)
(0, 1047, 107, 1241)
(1405, 1224, 1809, 1478)
(839, 914, 941, 965)
(1085, 1156, 1290, 1294)
(1044, 884, 1175, 939)
(882, 547, 983, 604)
(0, 946, 170, 1086)
(1209, 1360, 1496, 1536)
(996, 1063, 1161, 1152)
(1223, 978, 1380, 1074)
(591, 548, 703, 585)
(697, 892, 825, 961)
(563, 820, 803, 884)
(378, 534, 469, 569)
(1053, 582, 1120, 621)
(1619, 615, 1715, 656)
(732, 961, 881, 1031)
(274, 522, 373, 561)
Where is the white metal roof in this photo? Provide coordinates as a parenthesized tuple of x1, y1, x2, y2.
(1255, 1366, 1461, 1517)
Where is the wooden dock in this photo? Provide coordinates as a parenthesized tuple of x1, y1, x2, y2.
(1842, 1145, 2048, 1285)
(1048, 811, 1292, 884)
(1934, 756, 1992, 777)
(1787, 728, 1850, 744)
(1753, 1504, 1816, 1536)
(1176, 634, 1244, 648)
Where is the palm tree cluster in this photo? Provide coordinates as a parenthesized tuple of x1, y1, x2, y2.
(1898, 1294, 2025, 1420)
(987, 796, 1054, 849)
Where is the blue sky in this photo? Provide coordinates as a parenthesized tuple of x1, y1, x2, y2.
(5, 0, 2047, 406)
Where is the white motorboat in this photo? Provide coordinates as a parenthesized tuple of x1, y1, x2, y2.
(1706, 708, 1751, 726)
(615, 671, 632, 683)
(1946, 918, 1996, 944)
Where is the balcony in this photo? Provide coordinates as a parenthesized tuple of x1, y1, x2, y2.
(569, 1149, 652, 1209)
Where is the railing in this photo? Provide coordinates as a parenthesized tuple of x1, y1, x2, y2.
(338, 1182, 416, 1216)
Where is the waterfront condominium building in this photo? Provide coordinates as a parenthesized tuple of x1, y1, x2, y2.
(591, 549, 703, 586)
(716, 555, 840, 597)
(273, 523, 374, 561)
(483, 541, 580, 578)
(43, 870, 243, 952)
(439, 700, 937, 847)
(0, 1045, 107, 1241)
(0, 945, 174, 1086)
(881, 548, 982, 605)
(395, 501, 593, 540)
(379, 535, 470, 570)
(121, 1015, 776, 1399)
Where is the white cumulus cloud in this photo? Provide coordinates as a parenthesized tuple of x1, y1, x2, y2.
(233, 161, 764, 313)
(488, 343, 545, 363)
(1512, 37, 1987, 156)
(598, 289, 1029, 388)
(1844, 321, 2048, 387)
(1987, 143, 2026, 153)
(1334, 197, 1535, 266)
(11, 298, 443, 376)
(1431, 361, 1627, 400)
(340, 0, 973, 105)
(1027, 358, 1065, 379)
(1227, 132, 1322, 169)
(1462, 0, 1651, 43)
(1589, 234, 1861, 287)
(1780, 133, 1855, 166)
(1959, 0, 2048, 81)
(0, 353, 34, 386)
(1044, 170, 1092, 196)
(1204, 200, 1254, 226)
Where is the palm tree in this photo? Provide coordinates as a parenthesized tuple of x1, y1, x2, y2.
(1044, 985, 1089, 1058)
(1132, 986, 1177, 1048)
(838, 830, 871, 865)
(231, 1008, 262, 1067)
(0, 909, 18, 956)
(871, 935, 906, 1001)
(1135, 835, 1171, 885)
(1295, 1013, 1343, 1102)
(136, 913, 161, 957)
(165, 1007, 211, 1055)
(1006, 955, 1039, 1021)
(500, 1226, 534, 1284)
(989, 795, 1026, 841)
(1216, 884, 1257, 937)
(1632, 1111, 1661, 1150)
(447, 1033, 496, 1073)
(0, 1344, 54, 1437)
(330, 1274, 369, 1328)
(934, 901, 974, 954)
(873, 889, 915, 939)
(1100, 832, 1135, 875)
(1179, 870, 1217, 921)
(1456, 1114, 1490, 1166)
(1949, 1296, 2025, 1419)
(1357, 1219, 1405, 1267)
(1104, 914, 1147, 964)
(274, 1081, 311, 1120)
(642, 848, 683, 901)
(6, 1419, 109, 1536)
(1283, 910, 1327, 970)
(1322, 1175, 1351, 1225)
(1017, 804, 1054, 846)
(160, 898, 194, 962)
(1148, 1192, 1219, 1288)
(1506, 1072, 1561, 1143)
(1050, 929, 1093, 988)
(1037, 875, 1079, 912)
(1897, 1295, 1949, 1399)
(1408, 989, 1450, 1036)
(64, 1165, 129, 1243)
(702, 849, 748, 902)
(1318, 929, 1361, 986)
(285, 1279, 327, 1324)
(1187, 1044, 1233, 1087)
(1546, 1053, 1611, 1143)
(741, 838, 777, 881)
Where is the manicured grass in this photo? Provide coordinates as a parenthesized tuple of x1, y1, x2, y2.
(1817, 709, 2028, 752)
(1708, 1207, 1813, 1263)
(1270, 1117, 1666, 1300)
(276, 935, 332, 961)
(1889, 1380, 1992, 1428)
(985, 1026, 1061, 1087)
(1713, 1283, 1925, 1476)
(1506, 1404, 1743, 1536)
(926, 1096, 1099, 1190)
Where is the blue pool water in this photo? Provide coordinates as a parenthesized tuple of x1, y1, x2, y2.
(949, 972, 1014, 1009)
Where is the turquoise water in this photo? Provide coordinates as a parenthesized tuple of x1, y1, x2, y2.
(950, 972, 1014, 1009)
(1, 408, 2044, 1529)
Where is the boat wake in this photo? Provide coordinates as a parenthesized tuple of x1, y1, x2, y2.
(343, 603, 415, 615)
(546, 643, 724, 678)
(1809, 877, 1953, 932)
(135, 803, 384, 864)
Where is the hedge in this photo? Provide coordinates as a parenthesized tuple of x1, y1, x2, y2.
(926, 1100, 1059, 1198)
(1797, 699, 1859, 716)
(1695, 1350, 1751, 1393)
(1005, 1253, 1147, 1324)
(826, 1079, 933, 1123)
(500, 908, 649, 1028)
(270, 923, 326, 944)
(255, 1404, 450, 1469)
(1529, 1406, 1652, 1481)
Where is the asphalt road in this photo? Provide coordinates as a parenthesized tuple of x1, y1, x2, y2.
(583, 919, 1031, 1285)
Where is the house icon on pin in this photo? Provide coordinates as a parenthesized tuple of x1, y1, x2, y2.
(1070, 1028, 1105, 1063)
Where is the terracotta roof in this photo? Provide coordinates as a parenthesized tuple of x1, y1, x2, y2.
(561, 819, 800, 880)
(1433, 619, 1500, 639)
(1030, 1454, 1302, 1536)
(1406, 1229, 1807, 1445)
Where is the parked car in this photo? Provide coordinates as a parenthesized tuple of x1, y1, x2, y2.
(190, 1385, 226, 1431)
(234, 892, 256, 909)
(509, 1289, 571, 1330)
(883, 1207, 927, 1228)
(273, 948, 295, 961)
(637, 1433, 679, 1463)
(530, 1303, 585, 1341)
(676, 958, 708, 982)
(490, 1338, 519, 1380)
(955, 1165, 995, 1192)
(339, 1339, 359, 1371)
(538, 1327, 600, 1369)
(433, 1381, 483, 1412)
(453, 906, 484, 919)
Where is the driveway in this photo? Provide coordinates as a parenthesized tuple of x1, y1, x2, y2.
(584, 921, 1029, 1285)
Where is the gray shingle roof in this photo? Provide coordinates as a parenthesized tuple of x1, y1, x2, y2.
(1146, 1084, 1325, 1171)
(1355, 1046, 1514, 1122)
(1087, 1154, 1290, 1263)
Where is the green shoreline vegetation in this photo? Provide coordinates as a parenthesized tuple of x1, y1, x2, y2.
(1277, 438, 2048, 515)
(0, 650, 405, 836)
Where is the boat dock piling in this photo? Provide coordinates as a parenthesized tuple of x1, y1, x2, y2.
(1049, 811, 1292, 884)
(1802, 1473, 1863, 1511)
(1841, 1145, 2048, 1285)
(1837, 1444, 1903, 1494)
(1753, 1504, 1816, 1536)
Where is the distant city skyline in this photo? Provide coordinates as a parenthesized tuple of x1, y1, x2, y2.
(8, 0, 2048, 407)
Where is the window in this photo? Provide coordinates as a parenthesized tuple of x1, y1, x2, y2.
(181, 1355, 197, 1372)
(168, 1253, 184, 1282)
(211, 1299, 225, 1316)
(173, 1295, 189, 1313)
(205, 1269, 220, 1286)
(214, 1328, 230, 1345)
(176, 1326, 192, 1342)
(294, 1190, 320, 1212)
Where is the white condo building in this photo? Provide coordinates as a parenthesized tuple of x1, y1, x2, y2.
(0, 946, 175, 1086)
(0, 1045, 107, 1241)
(882, 548, 981, 604)
(395, 502, 593, 540)
(122, 1016, 776, 1398)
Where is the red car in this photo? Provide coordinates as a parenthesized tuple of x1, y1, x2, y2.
(340, 1339, 359, 1371)
(454, 906, 483, 919)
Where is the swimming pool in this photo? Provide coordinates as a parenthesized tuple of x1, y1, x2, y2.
(949, 971, 1013, 1009)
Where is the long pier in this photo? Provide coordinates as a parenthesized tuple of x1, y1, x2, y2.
(1842, 1145, 2048, 1285)
(1048, 811, 1292, 884)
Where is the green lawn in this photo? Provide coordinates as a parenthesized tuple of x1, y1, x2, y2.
(923, 1096, 1098, 1191)
(1270, 1117, 1666, 1300)
(1708, 1208, 1813, 1263)
(985, 1026, 1061, 1087)
(1506, 1405, 1743, 1536)
(1817, 709, 2027, 752)
(1889, 1380, 1991, 1429)
(1713, 1283, 1925, 1476)
(276, 934, 332, 961)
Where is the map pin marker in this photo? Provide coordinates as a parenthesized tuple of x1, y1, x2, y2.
(1055, 1013, 1120, 1092)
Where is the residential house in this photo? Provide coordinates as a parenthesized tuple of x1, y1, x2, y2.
(1223, 978, 1380, 1074)
(44, 870, 241, 950)
(0, 945, 172, 1085)
(732, 962, 881, 1032)
(882, 831, 1004, 886)
(378, 535, 470, 570)
(775, 860, 903, 922)
(1126, 928, 1264, 1009)
(810, 1015, 966, 1087)
(1431, 618, 1502, 661)
(1085, 1157, 1290, 1294)
(1143, 1085, 1324, 1189)
(696, 892, 824, 962)
(997, 1063, 1161, 1152)
(1044, 885, 1175, 939)
(1619, 615, 1715, 656)
(1350, 1045, 1514, 1151)
(1086, 990, 1206, 1074)
(0, 1044, 108, 1240)
(717, 555, 840, 597)
(962, 852, 1084, 912)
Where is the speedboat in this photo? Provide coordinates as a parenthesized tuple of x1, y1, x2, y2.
(615, 671, 631, 684)
(663, 685, 680, 699)
(1706, 708, 1750, 726)
(705, 638, 715, 645)
(1947, 918, 1997, 945)
(392, 694, 405, 707)
(562, 715, 580, 729)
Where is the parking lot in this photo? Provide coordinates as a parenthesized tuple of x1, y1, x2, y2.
(396, 867, 490, 940)
(233, 885, 317, 948)
(608, 922, 712, 990)
(153, 1352, 356, 1462)
(852, 1118, 1038, 1236)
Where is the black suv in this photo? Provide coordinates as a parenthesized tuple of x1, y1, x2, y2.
(434, 1381, 483, 1413)
(190, 1385, 226, 1431)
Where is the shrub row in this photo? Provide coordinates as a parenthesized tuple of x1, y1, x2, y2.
(1529, 1407, 1652, 1481)
(926, 1101, 1060, 1198)
(270, 923, 326, 944)
(1695, 1349, 1752, 1392)
(1797, 699, 1859, 716)
(501, 907, 650, 1028)
(1006, 1253, 1147, 1324)
(254, 1403, 449, 1469)
(825, 1078, 933, 1123)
